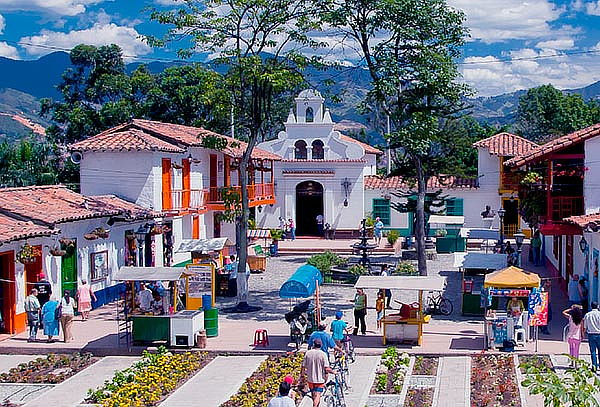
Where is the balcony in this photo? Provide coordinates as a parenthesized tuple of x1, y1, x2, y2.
(167, 189, 207, 213)
(499, 171, 523, 192)
(551, 196, 584, 221)
(207, 183, 276, 209)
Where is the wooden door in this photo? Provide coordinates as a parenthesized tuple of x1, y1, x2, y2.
(209, 155, 218, 201)
(162, 158, 172, 211)
(566, 235, 574, 280)
(213, 213, 221, 238)
(61, 240, 78, 297)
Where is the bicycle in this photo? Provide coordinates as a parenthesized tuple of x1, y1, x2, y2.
(322, 371, 346, 407)
(426, 291, 453, 316)
(332, 352, 350, 392)
(341, 334, 355, 363)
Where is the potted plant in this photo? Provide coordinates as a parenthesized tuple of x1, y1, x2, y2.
(16, 243, 41, 264)
(269, 228, 284, 256)
(92, 227, 110, 239)
(386, 230, 399, 246)
(435, 228, 448, 237)
(49, 246, 67, 256)
(84, 233, 99, 240)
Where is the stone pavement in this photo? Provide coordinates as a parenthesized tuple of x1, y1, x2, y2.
(344, 356, 380, 407)
(160, 355, 266, 407)
(434, 356, 470, 407)
(22, 356, 138, 407)
(0, 355, 40, 373)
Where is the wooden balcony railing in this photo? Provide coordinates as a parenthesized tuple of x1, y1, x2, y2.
(208, 183, 275, 203)
(169, 189, 207, 212)
(499, 172, 523, 191)
(551, 196, 584, 221)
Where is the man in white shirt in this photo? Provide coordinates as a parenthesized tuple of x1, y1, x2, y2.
(136, 283, 153, 312)
(584, 301, 600, 370)
(24, 289, 40, 342)
(301, 338, 335, 407)
(267, 381, 296, 407)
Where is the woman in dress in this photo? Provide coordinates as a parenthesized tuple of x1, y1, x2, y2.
(41, 296, 60, 342)
(76, 280, 96, 321)
(563, 304, 584, 367)
(60, 290, 75, 342)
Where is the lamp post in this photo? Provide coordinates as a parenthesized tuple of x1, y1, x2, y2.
(514, 229, 525, 267)
(498, 207, 506, 253)
(341, 178, 351, 207)
(135, 223, 150, 267)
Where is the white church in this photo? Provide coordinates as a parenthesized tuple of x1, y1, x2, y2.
(256, 89, 382, 236)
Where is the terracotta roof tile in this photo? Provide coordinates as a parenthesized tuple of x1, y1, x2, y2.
(473, 132, 538, 157)
(364, 175, 478, 190)
(0, 185, 157, 226)
(339, 134, 383, 155)
(70, 128, 185, 153)
(281, 159, 367, 163)
(506, 123, 600, 167)
(0, 214, 56, 244)
(564, 213, 600, 230)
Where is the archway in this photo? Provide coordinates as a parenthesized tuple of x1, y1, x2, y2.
(295, 181, 324, 236)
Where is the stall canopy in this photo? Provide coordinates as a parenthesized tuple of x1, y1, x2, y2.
(483, 266, 541, 288)
(114, 266, 189, 281)
(454, 253, 507, 270)
(279, 264, 323, 298)
(354, 276, 446, 291)
(248, 229, 271, 239)
(459, 228, 500, 240)
(428, 215, 465, 225)
(175, 237, 233, 253)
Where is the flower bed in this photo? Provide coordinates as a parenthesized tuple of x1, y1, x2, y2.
(0, 353, 95, 384)
(412, 356, 438, 376)
(221, 353, 304, 407)
(471, 354, 521, 407)
(518, 355, 552, 373)
(86, 347, 211, 407)
(403, 388, 434, 407)
(370, 347, 410, 394)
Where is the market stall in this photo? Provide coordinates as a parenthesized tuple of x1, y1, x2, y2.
(354, 276, 445, 346)
(459, 228, 500, 253)
(483, 266, 541, 350)
(454, 252, 507, 315)
(114, 266, 209, 346)
(428, 215, 465, 253)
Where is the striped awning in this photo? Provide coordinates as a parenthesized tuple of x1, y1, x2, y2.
(248, 229, 271, 239)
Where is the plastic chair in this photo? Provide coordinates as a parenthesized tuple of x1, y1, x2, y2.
(253, 329, 269, 347)
(253, 245, 270, 257)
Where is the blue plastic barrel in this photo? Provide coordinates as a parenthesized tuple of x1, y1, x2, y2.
(202, 294, 212, 310)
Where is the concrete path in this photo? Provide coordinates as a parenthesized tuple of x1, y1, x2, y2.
(160, 355, 266, 407)
(22, 356, 138, 407)
(0, 354, 41, 373)
(434, 356, 470, 407)
(344, 356, 380, 407)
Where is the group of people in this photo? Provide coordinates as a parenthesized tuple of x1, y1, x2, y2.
(24, 277, 96, 343)
(563, 301, 600, 370)
(278, 217, 296, 240)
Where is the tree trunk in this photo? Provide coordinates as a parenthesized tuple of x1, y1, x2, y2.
(236, 154, 251, 306)
(414, 157, 428, 276)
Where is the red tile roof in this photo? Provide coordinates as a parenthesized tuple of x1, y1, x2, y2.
(506, 123, 600, 167)
(70, 120, 281, 161)
(281, 159, 367, 163)
(0, 185, 156, 226)
(364, 175, 478, 190)
(0, 214, 56, 244)
(473, 132, 538, 157)
(564, 213, 600, 230)
(339, 135, 383, 155)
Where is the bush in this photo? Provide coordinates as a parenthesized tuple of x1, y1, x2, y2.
(387, 230, 399, 245)
(349, 264, 368, 275)
(269, 228, 284, 240)
(394, 261, 418, 276)
(307, 251, 347, 275)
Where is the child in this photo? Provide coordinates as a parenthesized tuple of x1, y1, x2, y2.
(331, 311, 348, 348)
(376, 291, 385, 330)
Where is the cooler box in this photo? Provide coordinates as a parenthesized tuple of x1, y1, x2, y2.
(170, 310, 204, 347)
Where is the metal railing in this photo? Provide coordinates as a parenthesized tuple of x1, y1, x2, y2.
(169, 189, 207, 211)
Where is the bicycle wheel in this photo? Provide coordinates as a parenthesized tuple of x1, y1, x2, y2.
(322, 394, 336, 407)
(346, 340, 355, 363)
(439, 298, 453, 315)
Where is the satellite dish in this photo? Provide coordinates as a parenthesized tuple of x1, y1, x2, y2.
(70, 151, 83, 164)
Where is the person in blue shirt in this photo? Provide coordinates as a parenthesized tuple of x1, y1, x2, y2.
(308, 323, 343, 357)
(330, 311, 349, 347)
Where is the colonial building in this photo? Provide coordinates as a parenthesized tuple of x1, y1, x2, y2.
(0, 185, 156, 334)
(256, 89, 382, 235)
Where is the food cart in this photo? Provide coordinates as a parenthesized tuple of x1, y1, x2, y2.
(114, 266, 210, 346)
(354, 276, 446, 346)
(483, 266, 541, 349)
(428, 215, 466, 253)
(454, 252, 507, 315)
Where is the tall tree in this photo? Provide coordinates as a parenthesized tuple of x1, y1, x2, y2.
(326, 0, 470, 275)
(149, 0, 325, 311)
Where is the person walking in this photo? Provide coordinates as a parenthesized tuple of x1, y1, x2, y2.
(380, 265, 393, 307)
(376, 291, 385, 331)
(24, 288, 40, 342)
(374, 217, 384, 245)
(76, 280, 96, 321)
(351, 288, 367, 335)
(330, 311, 348, 348)
(288, 218, 296, 241)
(60, 290, 75, 342)
(308, 323, 343, 358)
(41, 296, 60, 343)
(584, 301, 600, 371)
(568, 274, 582, 306)
(267, 381, 296, 407)
(531, 231, 542, 266)
(227, 254, 238, 297)
(300, 338, 336, 407)
(563, 305, 584, 367)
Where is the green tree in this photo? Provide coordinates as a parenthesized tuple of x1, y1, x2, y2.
(516, 84, 600, 142)
(149, 0, 325, 310)
(325, 0, 470, 275)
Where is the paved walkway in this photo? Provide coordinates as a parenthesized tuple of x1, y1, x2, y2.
(22, 356, 138, 407)
(160, 355, 266, 407)
(434, 356, 470, 407)
(0, 355, 41, 373)
(345, 356, 380, 407)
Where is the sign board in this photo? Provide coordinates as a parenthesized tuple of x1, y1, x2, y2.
(528, 291, 549, 326)
(185, 263, 215, 310)
(489, 289, 530, 298)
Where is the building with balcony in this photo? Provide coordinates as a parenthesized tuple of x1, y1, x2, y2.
(70, 119, 281, 264)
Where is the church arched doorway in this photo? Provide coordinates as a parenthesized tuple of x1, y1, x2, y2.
(295, 181, 324, 236)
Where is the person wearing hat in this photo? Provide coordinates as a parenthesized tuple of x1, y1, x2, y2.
(330, 311, 349, 348)
(308, 322, 343, 357)
(301, 338, 336, 407)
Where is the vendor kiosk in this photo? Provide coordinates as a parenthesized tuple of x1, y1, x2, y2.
(428, 215, 466, 253)
(354, 276, 446, 346)
(483, 266, 541, 349)
(114, 266, 211, 346)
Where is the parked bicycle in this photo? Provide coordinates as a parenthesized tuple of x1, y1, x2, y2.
(426, 291, 453, 316)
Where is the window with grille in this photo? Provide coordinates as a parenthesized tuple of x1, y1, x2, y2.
(445, 198, 464, 216)
(372, 199, 391, 226)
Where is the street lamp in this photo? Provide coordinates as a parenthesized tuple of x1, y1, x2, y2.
(498, 207, 506, 253)
(135, 223, 151, 266)
(514, 229, 526, 267)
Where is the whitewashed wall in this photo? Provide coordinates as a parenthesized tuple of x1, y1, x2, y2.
(585, 137, 600, 214)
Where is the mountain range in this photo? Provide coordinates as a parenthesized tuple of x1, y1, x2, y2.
(1, 51, 600, 141)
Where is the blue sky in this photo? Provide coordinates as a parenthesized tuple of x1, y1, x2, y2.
(0, 0, 599, 96)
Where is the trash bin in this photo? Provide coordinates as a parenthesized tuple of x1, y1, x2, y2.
(204, 308, 219, 337)
(202, 294, 212, 310)
(269, 243, 278, 256)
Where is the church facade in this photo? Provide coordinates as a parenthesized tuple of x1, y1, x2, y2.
(256, 89, 382, 235)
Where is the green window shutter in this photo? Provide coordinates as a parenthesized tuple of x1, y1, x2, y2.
(372, 199, 391, 226)
(446, 198, 464, 216)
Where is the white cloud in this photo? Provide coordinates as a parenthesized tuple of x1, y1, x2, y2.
(0, 0, 104, 16)
(585, 1, 600, 15)
(536, 38, 575, 50)
(20, 22, 152, 58)
(448, 0, 572, 43)
(461, 49, 600, 96)
(0, 41, 19, 59)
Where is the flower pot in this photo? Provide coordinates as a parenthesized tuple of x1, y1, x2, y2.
(50, 248, 67, 256)
(84, 233, 99, 241)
